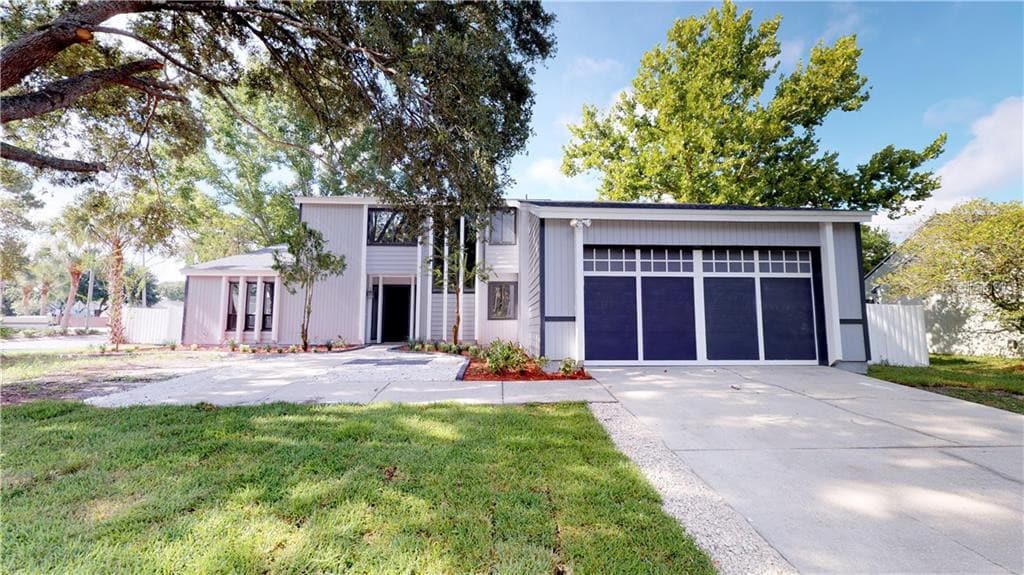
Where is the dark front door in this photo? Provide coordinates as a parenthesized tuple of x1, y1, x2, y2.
(381, 285, 411, 342)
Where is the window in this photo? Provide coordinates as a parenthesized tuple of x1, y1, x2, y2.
(487, 209, 516, 245)
(701, 249, 755, 274)
(431, 219, 477, 293)
(226, 282, 239, 331)
(639, 248, 693, 273)
(583, 246, 637, 273)
(488, 282, 517, 320)
(261, 281, 274, 331)
(758, 249, 812, 274)
(244, 281, 257, 331)
(367, 208, 418, 245)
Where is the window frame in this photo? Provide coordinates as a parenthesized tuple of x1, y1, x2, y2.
(487, 281, 518, 320)
(226, 281, 239, 331)
(261, 281, 274, 331)
(487, 209, 517, 245)
(243, 281, 257, 331)
(367, 208, 418, 246)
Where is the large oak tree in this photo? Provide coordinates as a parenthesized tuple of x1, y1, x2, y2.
(2, 0, 555, 214)
(562, 1, 945, 217)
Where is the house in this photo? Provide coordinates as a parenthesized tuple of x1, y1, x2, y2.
(865, 254, 1021, 358)
(181, 196, 874, 370)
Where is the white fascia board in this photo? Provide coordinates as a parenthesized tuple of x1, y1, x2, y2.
(527, 206, 873, 223)
(183, 268, 279, 277)
(294, 196, 379, 205)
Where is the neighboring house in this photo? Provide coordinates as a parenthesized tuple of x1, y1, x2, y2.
(865, 255, 1021, 358)
(182, 196, 873, 370)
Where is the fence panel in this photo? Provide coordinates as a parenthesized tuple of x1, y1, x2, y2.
(123, 305, 184, 344)
(866, 303, 929, 366)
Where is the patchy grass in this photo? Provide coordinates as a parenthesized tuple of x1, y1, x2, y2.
(869, 354, 1024, 414)
(0, 402, 714, 574)
(0, 351, 230, 404)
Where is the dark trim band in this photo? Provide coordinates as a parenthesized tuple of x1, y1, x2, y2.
(839, 318, 864, 325)
(544, 316, 576, 322)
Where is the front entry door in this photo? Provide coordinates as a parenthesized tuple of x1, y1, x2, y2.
(381, 285, 411, 342)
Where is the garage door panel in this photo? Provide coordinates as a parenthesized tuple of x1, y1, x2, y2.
(761, 277, 817, 360)
(584, 276, 637, 361)
(704, 277, 759, 360)
(642, 277, 696, 360)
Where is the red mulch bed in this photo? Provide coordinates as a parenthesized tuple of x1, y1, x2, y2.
(462, 358, 591, 381)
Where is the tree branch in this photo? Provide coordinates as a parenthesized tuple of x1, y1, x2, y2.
(1, 59, 166, 123)
(1, 141, 106, 173)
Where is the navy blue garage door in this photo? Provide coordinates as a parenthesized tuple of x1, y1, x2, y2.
(703, 277, 760, 360)
(760, 277, 817, 360)
(641, 277, 697, 360)
(584, 276, 637, 361)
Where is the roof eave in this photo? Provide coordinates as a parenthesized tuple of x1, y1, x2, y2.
(524, 205, 874, 223)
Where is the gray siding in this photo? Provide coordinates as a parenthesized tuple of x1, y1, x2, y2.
(366, 245, 419, 275)
(544, 322, 576, 361)
(543, 219, 575, 317)
(429, 293, 476, 341)
(834, 223, 868, 362)
(840, 323, 868, 362)
(302, 204, 366, 344)
(182, 276, 223, 345)
(585, 220, 821, 246)
(523, 212, 542, 355)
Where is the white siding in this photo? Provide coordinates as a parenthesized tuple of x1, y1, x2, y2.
(544, 322, 576, 361)
(484, 243, 518, 272)
(429, 292, 476, 342)
(585, 220, 821, 246)
(867, 304, 929, 366)
(543, 219, 575, 317)
(366, 245, 419, 275)
(182, 276, 224, 345)
(523, 212, 542, 355)
(301, 204, 366, 344)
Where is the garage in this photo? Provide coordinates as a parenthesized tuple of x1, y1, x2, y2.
(582, 246, 822, 364)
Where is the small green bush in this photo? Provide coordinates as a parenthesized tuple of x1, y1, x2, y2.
(239, 344, 251, 353)
(559, 358, 580, 376)
(227, 339, 238, 351)
(98, 343, 107, 354)
(325, 340, 335, 352)
(263, 345, 272, 353)
(0, 326, 16, 339)
(167, 342, 178, 351)
(190, 343, 199, 352)
(466, 345, 480, 358)
(484, 339, 530, 375)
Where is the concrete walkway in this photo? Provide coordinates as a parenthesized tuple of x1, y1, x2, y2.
(86, 346, 615, 407)
(593, 365, 1024, 574)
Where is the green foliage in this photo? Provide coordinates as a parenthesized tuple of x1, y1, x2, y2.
(562, 1, 945, 216)
(273, 222, 346, 351)
(227, 339, 238, 352)
(860, 225, 896, 273)
(484, 340, 531, 375)
(869, 354, 1024, 414)
(156, 281, 185, 302)
(883, 200, 1024, 334)
(559, 358, 581, 376)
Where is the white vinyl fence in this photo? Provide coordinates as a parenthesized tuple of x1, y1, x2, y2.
(866, 303, 929, 367)
(123, 303, 184, 345)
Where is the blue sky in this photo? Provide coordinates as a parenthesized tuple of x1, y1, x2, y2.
(508, 1, 1024, 236)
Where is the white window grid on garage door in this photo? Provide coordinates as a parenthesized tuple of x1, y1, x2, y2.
(582, 246, 818, 365)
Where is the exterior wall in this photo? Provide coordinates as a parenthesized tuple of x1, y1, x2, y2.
(366, 245, 419, 275)
(834, 223, 868, 362)
(182, 276, 222, 344)
(477, 272, 518, 345)
(585, 220, 821, 246)
(302, 203, 366, 344)
(485, 244, 518, 272)
(429, 293, 476, 341)
(541, 219, 576, 357)
(924, 293, 1022, 358)
(522, 212, 542, 355)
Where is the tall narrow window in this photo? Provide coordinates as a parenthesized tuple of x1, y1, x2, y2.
(226, 281, 239, 331)
(431, 218, 477, 293)
(262, 281, 274, 331)
(244, 281, 257, 331)
(487, 209, 516, 245)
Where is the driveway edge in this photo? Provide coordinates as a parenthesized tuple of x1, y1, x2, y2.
(589, 402, 797, 575)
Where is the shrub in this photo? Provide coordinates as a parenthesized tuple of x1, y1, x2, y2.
(98, 344, 107, 354)
(22, 329, 40, 339)
(287, 345, 299, 353)
(559, 358, 580, 376)
(0, 326, 16, 339)
(227, 339, 238, 351)
(190, 343, 199, 352)
(466, 345, 480, 358)
(239, 344, 251, 353)
(168, 342, 178, 351)
(263, 345, 272, 353)
(484, 340, 530, 375)
(275, 347, 284, 354)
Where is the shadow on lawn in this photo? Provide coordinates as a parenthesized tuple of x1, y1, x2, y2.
(2, 401, 713, 574)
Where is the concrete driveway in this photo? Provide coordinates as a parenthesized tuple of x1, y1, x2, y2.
(594, 365, 1024, 574)
(86, 346, 614, 407)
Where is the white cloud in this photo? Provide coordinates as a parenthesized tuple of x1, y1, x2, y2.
(874, 97, 1024, 238)
(566, 56, 622, 79)
(922, 97, 984, 128)
(823, 3, 864, 42)
(519, 157, 599, 200)
(775, 38, 806, 72)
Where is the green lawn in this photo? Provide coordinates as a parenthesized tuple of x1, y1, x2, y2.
(1, 401, 713, 574)
(869, 354, 1024, 414)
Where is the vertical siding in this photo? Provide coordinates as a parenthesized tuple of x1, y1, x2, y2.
(544, 322, 576, 361)
(867, 303, 929, 366)
(523, 212, 542, 355)
(366, 245, 420, 275)
(182, 276, 223, 345)
(834, 223, 867, 362)
(543, 219, 575, 317)
(301, 204, 365, 344)
(584, 220, 821, 246)
(429, 293, 476, 342)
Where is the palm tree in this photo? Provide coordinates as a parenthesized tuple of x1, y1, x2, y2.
(29, 248, 62, 318)
(15, 270, 34, 314)
(57, 247, 85, 331)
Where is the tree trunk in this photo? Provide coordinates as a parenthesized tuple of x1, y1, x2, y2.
(301, 283, 313, 352)
(21, 285, 31, 311)
(60, 264, 83, 332)
(108, 239, 126, 348)
(85, 269, 95, 330)
(39, 282, 50, 316)
(451, 285, 461, 345)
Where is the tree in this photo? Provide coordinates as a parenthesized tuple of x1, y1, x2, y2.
(884, 200, 1024, 335)
(562, 1, 945, 217)
(157, 281, 185, 302)
(860, 226, 896, 273)
(430, 215, 490, 345)
(28, 247, 62, 316)
(272, 221, 346, 351)
(60, 189, 176, 347)
(54, 242, 85, 331)
(2, 1, 555, 216)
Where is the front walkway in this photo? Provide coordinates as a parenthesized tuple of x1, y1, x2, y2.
(86, 346, 615, 407)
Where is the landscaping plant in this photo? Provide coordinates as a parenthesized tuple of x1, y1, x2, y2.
(484, 339, 530, 375)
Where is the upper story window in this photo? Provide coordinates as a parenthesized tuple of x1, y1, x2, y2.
(367, 208, 418, 245)
(487, 209, 516, 245)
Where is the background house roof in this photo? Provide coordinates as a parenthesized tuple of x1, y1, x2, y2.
(182, 245, 289, 276)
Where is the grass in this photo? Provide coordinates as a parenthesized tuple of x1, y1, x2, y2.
(1, 351, 149, 383)
(0, 401, 714, 574)
(869, 354, 1024, 414)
